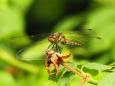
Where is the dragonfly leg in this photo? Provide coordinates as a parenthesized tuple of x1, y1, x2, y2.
(48, 43, 53, 49)
(56, 44, 62, 53)
(48, 43, 62, 53)
(56, 44, 58, 52)
(58, 46, 62, 53)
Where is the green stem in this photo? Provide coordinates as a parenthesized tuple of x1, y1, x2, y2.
(0, 48, 38, 73)
(87, 77, 98, 85)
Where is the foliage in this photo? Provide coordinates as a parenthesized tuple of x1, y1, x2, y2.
(0, 0, 115, 86)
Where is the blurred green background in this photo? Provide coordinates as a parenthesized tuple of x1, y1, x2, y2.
(0, 0, 115, 86)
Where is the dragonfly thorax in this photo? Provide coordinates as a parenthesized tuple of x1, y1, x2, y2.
(48, 33, 66, 44)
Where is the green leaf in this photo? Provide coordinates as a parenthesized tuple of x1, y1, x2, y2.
(53, 15, 84, 32)
(0, 0, 9, 9)
(10, 0, 33, 12)
(83, 67, 98, 76)
(111, 41, 115, 61)
(58, 71, 74, 86)
(0, 71, 16, 86)
(82, 63, 110, 76)
(48, 70, 65, 83)
(103, 62, 115, 72)
(95, 0, 115, 7)
(98, 72, 115, 86)
(0, 8, 25, 40)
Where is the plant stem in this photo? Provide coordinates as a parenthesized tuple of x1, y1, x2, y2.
(0, 48, 38, 73)
(59, 61, 98, 85)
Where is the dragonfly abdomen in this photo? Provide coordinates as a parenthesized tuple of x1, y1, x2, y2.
(65, 39, 82, 47)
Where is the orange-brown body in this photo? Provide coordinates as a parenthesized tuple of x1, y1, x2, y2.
(48, 33, 82, 47)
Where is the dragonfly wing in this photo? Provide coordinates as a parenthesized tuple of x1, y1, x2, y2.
(15, 38, 51, 61)
(61, 29, 103, 54)
(7, 33, 51, 48)
(8, 33, 52, 61)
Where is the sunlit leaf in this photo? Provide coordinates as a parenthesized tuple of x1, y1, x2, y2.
(11, 0, 33, 12)
(58, 71, 74, 86)
(53, 16, 84, 32)
(82, 63, 110, 76)
(98, 72, 115, 86)
(0, 71, 16, 86)
(0, 8, 25, 40)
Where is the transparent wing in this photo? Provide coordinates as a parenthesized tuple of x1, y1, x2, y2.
(15, 38, 51, 61)
(61, 29, 103, 55)
(8, 33, 51, 48)
(8, 33, 51, 61)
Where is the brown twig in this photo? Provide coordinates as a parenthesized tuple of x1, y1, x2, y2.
(45, 49, 97, 86)
(58, 59, 88, 86)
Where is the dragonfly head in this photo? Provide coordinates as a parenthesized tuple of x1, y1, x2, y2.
(48, 34, 56, 43)
(48, 33, 62, 44)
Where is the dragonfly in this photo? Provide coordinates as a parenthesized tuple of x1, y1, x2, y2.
(47, 32, 82, 53)
(8, 29, 102, 61)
